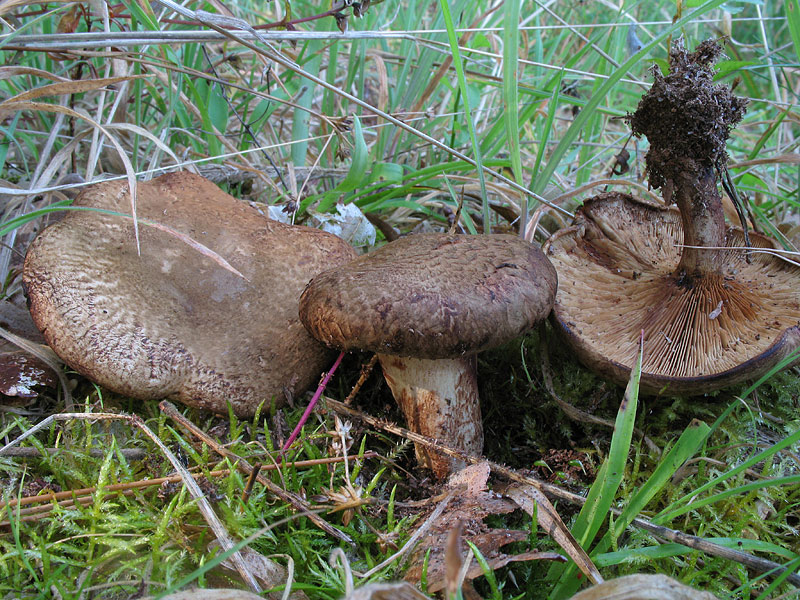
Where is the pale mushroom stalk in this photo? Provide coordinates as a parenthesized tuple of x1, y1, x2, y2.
(378, 355, 482, 475)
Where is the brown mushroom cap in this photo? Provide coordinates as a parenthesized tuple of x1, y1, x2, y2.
(299, 233, 558, 358)
(544, 192, 800, 394)
(22, 171, 357, 416)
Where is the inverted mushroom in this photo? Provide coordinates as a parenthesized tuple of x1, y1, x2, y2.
(299, 233, 557, 477)
(23, 171, 357, 416)
(543, 39, 800, 394)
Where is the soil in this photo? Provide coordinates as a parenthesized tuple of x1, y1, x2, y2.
(627, 38, 747, 199)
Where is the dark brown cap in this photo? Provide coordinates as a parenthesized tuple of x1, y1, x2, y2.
(299, 233, 557, 359)
(23, 171, 357, 416)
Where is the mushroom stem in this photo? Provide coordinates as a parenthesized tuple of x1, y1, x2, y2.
(377, 354, 483, 478)
(672, 164, 727, 280)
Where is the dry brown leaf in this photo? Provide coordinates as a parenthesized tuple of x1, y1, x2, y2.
(0, 66, 71, 83)
(4, 75, 150, 103)
(56, 3, 82, 33)
(0, 0, 71, 17)
(344, 582, 431, 600)
(148, 590, 263, 600)
(568, 574, 718, 600)
(214, 544, 308, 600)
(403, 462, 564, 594)
(502, 482, 603, 585)
(367, 52, 388, 114)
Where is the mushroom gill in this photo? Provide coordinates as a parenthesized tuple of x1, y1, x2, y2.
(547, 193, 800, 394)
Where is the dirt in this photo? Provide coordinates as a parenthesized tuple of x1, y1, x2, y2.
(627, 38, 747, 199)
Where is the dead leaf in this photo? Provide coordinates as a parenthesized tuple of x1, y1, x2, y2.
(502, 483, 602, 585)
(0, 66, 71, 83)
(57, 3, 82, 33)
(212, 543, 308, 600)
(4, 75, 150, 104)
(148, 590, 263, 600)
(568, 574, 718, 600)
(403, 462, 564, 594)
(344, 582, 431, 600)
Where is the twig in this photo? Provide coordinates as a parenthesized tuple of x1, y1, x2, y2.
(1, 469, 230, 511)
(344, 354, 378, 405)
(159, 401, 353, 545)
(0, 447, 147, 459)
(318, 397, 800, 589)
(283, 351, 345, 452)
(1, 453, 377, 514)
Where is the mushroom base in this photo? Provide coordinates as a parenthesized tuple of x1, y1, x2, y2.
(378, 354, 483, 478)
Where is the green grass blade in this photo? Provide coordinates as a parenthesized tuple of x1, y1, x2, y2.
(785, 0, 800, 62)
(531, 70, 565, 184)
(291, 40, 323, 167)
(597, 421, 710, 550)
(503, 0, 522, 185)
(547, 337, 643, 598)
(533, 0, 728, 196)
(438, 0, 490, 233)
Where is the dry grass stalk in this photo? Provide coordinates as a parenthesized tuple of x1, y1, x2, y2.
(0, 411, 262, 592)
(159, 400, 353, 544)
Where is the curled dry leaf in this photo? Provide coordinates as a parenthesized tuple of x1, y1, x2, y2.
(568, 574, 718, 600)
(501, 482, 602, 585)
(147, 590, 263, 600)
(343, 582, 431, 600)
(403, 462, 565, 594)
(214, 544, 308, 600)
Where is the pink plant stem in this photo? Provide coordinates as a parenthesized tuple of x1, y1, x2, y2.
(281, 351, 345, 454)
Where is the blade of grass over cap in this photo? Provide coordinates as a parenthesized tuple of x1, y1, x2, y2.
(439, 0, 490, 233)
(502, 0, 523, 186)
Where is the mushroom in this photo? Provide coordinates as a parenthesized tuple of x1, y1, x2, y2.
(298, 233, 557, 477)
(543, 39, 800, 394)
(22, 171, 357, 416)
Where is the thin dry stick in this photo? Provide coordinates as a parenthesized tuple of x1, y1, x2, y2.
(357, 492, 455, 579)
(344, 354, 378, 406)
(159, 400, 353, 544)
(318, 397, 800, 589)
(0, 411, 261, 592)
(2, 453, 377, 512)
(0, 447, 147, 459)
